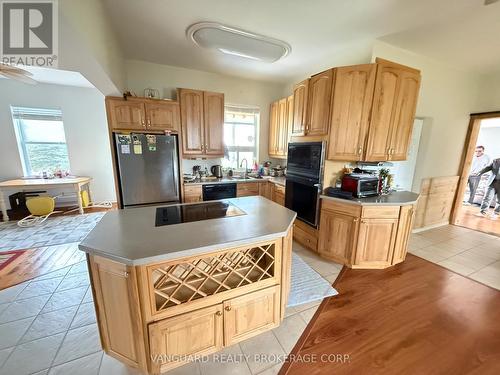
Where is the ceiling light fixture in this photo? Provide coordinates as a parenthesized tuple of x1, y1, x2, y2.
(187, 22, 291, 63)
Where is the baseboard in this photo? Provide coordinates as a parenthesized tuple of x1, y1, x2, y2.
(412, 222, 449, 233)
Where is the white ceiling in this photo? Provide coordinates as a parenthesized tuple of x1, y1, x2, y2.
(103, 0, 498, 83)
(0, 66, 94, 88)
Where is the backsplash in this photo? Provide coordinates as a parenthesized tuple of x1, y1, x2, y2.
(181, 159, 224, 175)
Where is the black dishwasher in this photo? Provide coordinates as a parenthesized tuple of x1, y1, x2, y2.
(202, 183, 237, 201)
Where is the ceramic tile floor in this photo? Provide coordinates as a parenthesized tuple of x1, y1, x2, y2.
(409, 225, 500, 290)
(0, 242, 342, 375)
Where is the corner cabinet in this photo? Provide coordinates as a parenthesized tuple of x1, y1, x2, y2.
(365, 59, 421, 161)
(106, 97, 180, 132)
(318, 199, 416, 269)
(179, 89, 224, 157)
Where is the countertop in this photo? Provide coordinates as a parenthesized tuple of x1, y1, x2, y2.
(184, 176, 286, 186)
(320, 190, 419, 206)
(79, 196, 296, 266)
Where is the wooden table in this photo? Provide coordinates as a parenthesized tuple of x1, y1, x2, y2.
(0, 177, 92, 222)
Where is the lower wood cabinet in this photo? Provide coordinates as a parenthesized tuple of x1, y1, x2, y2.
(318, 199, 415, 269)
(293, 219, 318, 252)
(259, 181, 273, 200)
(148, 286, 280, 372)
(149, 304, 224, 373)
(273, 184, 285, 206)
(183, 185, 202, 203)
(236, 182, 260, 197)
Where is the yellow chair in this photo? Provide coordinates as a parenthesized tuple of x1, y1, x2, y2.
(18, 196, 58, 227)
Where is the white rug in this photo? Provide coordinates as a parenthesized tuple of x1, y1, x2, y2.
(0, 212, 105, 252)
(287, 253, 338, 307)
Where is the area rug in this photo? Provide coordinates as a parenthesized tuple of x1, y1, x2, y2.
(287, 253, 338, 307)
(0, 249, 27, 271)
(0, 212, 105, 252)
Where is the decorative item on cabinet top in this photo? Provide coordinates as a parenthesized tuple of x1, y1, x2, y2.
(105, 96, 180, 132)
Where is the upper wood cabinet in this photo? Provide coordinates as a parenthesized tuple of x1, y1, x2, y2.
(144, 101, 180, 132)
(291, 79, 309, 136)
(268, 96, 293, 159)
(327, 64, 377, 161)
(365, 59, 421, 161)
(305, 69, 334, 136)
(179, 89, 224, 157)
(203, 91, 225, 155)
(106, 97, 181, 132)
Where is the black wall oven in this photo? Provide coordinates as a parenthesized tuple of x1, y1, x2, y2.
(285, 142, 325, 227)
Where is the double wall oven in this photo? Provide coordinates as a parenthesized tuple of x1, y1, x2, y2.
(285, 142, 325, 227)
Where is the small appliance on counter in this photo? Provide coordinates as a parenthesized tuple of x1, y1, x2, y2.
(271, 166, 285, 177)
(211, 165, 223, 178)
(341, 173, 380, 198)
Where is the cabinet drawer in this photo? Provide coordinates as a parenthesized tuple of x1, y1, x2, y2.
(237, 182, 259, 197)
(321, 199, 362, 217)
(293, 222, 318, 251)
(362, 206, 400, 219)
(149, 304, 223, 373)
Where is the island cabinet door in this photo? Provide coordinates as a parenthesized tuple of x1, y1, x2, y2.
(88, 255, 146, 369)
(223, 285, 281, 346)
(149, 304, 224, 374)
(352, 218, 398, 268)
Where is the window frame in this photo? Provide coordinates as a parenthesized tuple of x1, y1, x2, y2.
(223, 105, 260, 169)
(11, 106, 70, 177)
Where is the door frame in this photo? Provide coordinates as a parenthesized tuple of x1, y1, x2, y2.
(450, 111, 500, 225)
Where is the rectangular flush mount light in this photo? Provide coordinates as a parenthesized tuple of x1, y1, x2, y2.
(187, 22, 291, 63)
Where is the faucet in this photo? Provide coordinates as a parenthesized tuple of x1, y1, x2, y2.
(240, 158, 248, 179)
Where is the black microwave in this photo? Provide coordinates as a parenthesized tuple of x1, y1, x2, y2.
(287, 142, 324, 178)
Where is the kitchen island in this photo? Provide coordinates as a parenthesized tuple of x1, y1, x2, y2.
(79, 196, 296, 374)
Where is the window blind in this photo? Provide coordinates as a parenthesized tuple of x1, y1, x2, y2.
(11, 106, 63, 121)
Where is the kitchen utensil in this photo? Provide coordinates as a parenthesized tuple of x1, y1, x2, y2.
(211, 165, 223, 178)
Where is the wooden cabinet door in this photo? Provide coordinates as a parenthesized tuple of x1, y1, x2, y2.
(179, 89, 204, 155)
(353, 218, 398, 268)
(285, 95, 293, 152)
(89, 256, 145, 369)
(306, 69, 333, 136)
(223, 286, 280, 346)
(389, 70, 421, 161)
(365, 64, 400, 161)
(203, 91, 225, 156)
(327, 64, 376, 161)
(237, 182, 260, 197)
(145, 101, 180, 131)
(276, 98, 288, 156)
(268, 101, 279, 157)
(392, 205, 415, 265)
(106, 99, 146, 130)
(183, 185, 202, 203)
(259, 181, 273, 200)
(318, 210, 359, 264)
(291, 79, 309, 136)
(149, 304, 223, 373)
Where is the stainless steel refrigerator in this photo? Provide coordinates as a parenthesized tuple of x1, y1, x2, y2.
(114, 133, 180, 207)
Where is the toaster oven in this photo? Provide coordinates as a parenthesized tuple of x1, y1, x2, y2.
(341, 174, 380, 198)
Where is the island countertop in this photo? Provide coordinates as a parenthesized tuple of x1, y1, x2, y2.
(79, 196, 296, 265)
(320, 190, 420, 206)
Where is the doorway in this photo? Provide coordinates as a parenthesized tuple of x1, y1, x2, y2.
(452, 114, 500, 236)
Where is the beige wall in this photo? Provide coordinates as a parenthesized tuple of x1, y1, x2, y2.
(475, 71, 500, 113)
(125, 60, 286, 162)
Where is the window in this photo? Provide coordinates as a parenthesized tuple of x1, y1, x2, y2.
(223, 106, 259, 169)
(11, 106, 71, 177)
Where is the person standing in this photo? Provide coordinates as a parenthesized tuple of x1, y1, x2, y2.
(465, 146, 490, 205)
(476, 158, 500, 220)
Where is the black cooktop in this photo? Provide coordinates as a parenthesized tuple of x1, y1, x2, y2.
(155, 201, 246, 227)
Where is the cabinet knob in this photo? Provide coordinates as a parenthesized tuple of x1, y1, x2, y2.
(225, 306, 232, 311)
(357, 147, 363, 155)
(215, 311, 222, 316)
(353, 218, 359, 222)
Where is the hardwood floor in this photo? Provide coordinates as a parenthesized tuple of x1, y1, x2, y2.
(456, 205, 500, 237)
(280, 254, 500, 375)
(0, 242, 84, 290)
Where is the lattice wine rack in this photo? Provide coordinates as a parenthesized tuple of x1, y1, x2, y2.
(151, 243, 276, 312)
